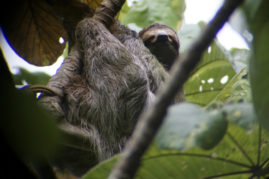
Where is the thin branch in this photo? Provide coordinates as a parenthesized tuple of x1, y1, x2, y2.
(227, 132, 255, 166)
(108, 0, 245, 178)
(93, 0, 126, 27)
(143, 153, 251, 168)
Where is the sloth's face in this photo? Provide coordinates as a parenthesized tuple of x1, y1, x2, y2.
(139, 24, 180, 70)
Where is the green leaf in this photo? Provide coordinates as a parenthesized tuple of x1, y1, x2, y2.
(118, 1, 131, 23)
(180, 24, 236, 106)
(221, 103, 257, 130)
(211, 67, 250, 104)
(156, 102, 227, 151)
(119, 0, 185, 30)
(83, 121, 269, 178)
(142, 123, 268, 179)
(179, 23, 235, 72)
(82, 156, 120, 179)
(229, 78, 251, 103)
(13, 67, 51, 85)
(249, 1, 269, 132)
(185, 59, 236, 106)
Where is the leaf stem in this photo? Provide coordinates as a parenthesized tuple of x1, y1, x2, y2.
(227, 132, 255, 166)
(203, 170, 253, 179)
(185, 89, 222, 96)
(260, 158, 269, 168)
(143, 152, 251, 168)
(257, 125, 262, 166)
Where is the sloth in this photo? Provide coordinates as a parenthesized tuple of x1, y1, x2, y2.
(40, 19, 174, 176)
(139, 24, 180, 71)
(38, 2, 183, 176)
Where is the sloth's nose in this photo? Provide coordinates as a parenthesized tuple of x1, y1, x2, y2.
(157, 34, 169, 41)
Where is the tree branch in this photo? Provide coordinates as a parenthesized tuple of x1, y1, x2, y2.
(93, 0, 126, 27)
(108, 0, 244, 178)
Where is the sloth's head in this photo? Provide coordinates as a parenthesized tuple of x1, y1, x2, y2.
(139, 24, 180, 70)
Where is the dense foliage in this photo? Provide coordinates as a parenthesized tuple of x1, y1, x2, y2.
(85, 0, 269, 178)
(1, 0, 269, 178)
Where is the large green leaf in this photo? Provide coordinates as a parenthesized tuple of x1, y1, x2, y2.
(248, 1, 269, 132)
(119, 0, 185, 29)
(212, 67, 250, 104)
(141, 123, 268, 179)
(156, 102, 227, 151)
(83, 120, 269, 178)
(185, 59, 235, 106)
(83, 156, 120, 179)
(180, 24, 236, 106)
